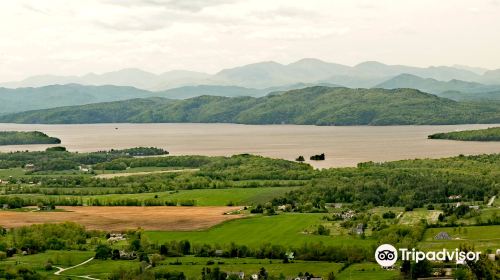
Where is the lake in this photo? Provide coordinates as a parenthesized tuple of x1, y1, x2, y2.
(0, 123, 499, 168)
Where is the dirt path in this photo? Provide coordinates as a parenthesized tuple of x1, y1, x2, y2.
(94, 168, 199, 179)
(54, 257, 94, 276)
(487, 196, 496, 206)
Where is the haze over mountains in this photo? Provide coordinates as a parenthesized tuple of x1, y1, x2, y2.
(3, 58, 500, 90)
(0, 58, 500, 115)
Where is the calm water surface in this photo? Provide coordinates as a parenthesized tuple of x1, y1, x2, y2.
(0, 123, 499, 168)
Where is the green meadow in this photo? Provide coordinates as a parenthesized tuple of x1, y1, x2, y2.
(146, 213, 375, 248)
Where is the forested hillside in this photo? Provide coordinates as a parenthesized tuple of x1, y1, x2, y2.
(429, 126, 500, 141)
(1, 87, 499, 125)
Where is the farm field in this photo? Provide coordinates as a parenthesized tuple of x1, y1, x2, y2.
(419, 225, 500, 251)
(0, 206, 242, 231)
(146, 213, 375, 248)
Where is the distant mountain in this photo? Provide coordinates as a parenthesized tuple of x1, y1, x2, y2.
(452, 65, 488, 75)
(376, 74, 500, 100)
(2, 59, 498, 90)
(481, 69, 500, 84)
(2, 87, 498, 125)
(0, 84, 152, 114)
(0, 69, 211, 91)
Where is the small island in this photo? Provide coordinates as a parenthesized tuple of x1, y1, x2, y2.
(0, 131, 61, 145)
(428, 127, 500, 141)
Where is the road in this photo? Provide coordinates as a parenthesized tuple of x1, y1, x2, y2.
(94, 168, 199, 179)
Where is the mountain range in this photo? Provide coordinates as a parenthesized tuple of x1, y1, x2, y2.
(1, 87, 498, 125)
(2, 58, 500, 91)
(376, 74, 500, 101)
(1, 58, 499, 115)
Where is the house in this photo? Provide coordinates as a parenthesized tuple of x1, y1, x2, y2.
(334, 210, 356, 220)
(108, 233, 126, 243)
(119, 250, 137, 260)
(24, 163, 35, 171)
(2, 204, 8, 210)
(226, 272, 245, 279)
(448, 195, 462, 200)
(434, 232, 451, 240)
(355, 223, 364, 235)
(215, 249, 224, 256)
(468, 205, 479, 210)
(487, 254, 496, 261)
(79, 165, 92, 172)
(38, 205, 53, 211)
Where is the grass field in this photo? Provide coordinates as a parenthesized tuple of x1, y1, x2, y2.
(84, 187, 301, 206)
(419, 225, 500, 251)
(0, 168, 27, 178)
(0, 250, 95, 279)
(336, 262, 398, 280)
(146, 213, 375, 248)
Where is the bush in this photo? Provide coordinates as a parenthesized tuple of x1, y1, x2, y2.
(382, 211, 396, 219)
(95, 244, 112, 260)
(310, 153, 325, 161)
(46, 146, 67, 152)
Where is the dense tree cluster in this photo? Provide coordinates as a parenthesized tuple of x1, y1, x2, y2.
(0, 147, 168, 172)
(273, 154, 499, 211)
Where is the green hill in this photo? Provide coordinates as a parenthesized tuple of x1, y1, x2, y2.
(428, 127, 500, 141)
(0, 84, 152, 114)
(1, 87, 499, 125)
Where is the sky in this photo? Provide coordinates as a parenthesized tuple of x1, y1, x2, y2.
(0, 0, 499, 82)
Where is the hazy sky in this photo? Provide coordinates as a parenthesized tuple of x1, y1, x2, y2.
(1, 0, 499, 82)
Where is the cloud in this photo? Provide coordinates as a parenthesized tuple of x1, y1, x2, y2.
(103, 0, 235, 12)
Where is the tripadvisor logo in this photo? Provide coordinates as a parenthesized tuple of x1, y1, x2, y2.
(374, 244, 481, 267)
(375, 244, 398, 267)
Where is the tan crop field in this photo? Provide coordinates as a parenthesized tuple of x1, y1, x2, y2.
(0, 206, 243, 231)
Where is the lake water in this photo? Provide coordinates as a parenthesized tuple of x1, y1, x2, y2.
(1, 123, 499, 168)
